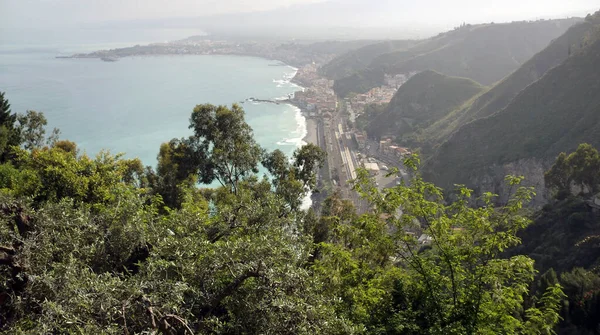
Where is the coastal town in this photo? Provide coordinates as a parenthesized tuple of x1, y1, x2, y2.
(65, 36, 369, 69)
(289, 63, 414, 213)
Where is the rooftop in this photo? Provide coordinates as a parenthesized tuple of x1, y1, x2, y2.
(363, 162, 380, 171)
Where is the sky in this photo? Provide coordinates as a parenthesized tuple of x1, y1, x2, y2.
(1, 0, 324, 26)
(1, 0, 598, 40)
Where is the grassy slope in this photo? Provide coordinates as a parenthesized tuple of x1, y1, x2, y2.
(425, 29, 600, 190)
(333, 18, 581, 97)
(365, 70, 484, 139)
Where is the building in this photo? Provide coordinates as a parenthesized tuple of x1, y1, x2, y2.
(354, 132, 367, 150)
(379, 138, 393, 153)
(363, 162, 380, 176)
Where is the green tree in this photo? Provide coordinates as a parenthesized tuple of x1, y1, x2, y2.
(545, 144, 600, 198)
(568, 144, 600, 195)
(313, 155, 565, 334)
(151, 138, 199, 209)
(17, 110, 49, 151)
(262, 143, 326, 212)
(0, 92, 20, 162)
(545, 152, 572, 199)
(188, 104, 262, 193)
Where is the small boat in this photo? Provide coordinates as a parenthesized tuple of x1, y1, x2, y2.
(101, 56, 118, 62)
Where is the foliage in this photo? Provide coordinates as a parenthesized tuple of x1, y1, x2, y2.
(188, 104, 263, 193)
(262, 143, 326, 212)
(307, 155, 565, 334)
(0, 93, 20, 162)
(149, 138, 199, 209)
(16, 110, 50, 151)
(5, 144, 145, 204)
(0, 98, 572, 334)
(545, 144, 600, 198)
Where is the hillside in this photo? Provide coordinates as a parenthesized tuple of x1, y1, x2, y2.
(333, 18, 581, 97)
(320, 40, 417, 80)
(418, 20, 599, 147)
(364, 70, 484, 139)
(424, 25, 600, 197)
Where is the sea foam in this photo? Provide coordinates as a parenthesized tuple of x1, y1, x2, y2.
(274, 66, 312, 210)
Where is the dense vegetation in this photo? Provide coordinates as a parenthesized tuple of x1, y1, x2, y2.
(0, 92, 570, 334)
(363, 70, 483, 144)
(331, 18, 580, 97)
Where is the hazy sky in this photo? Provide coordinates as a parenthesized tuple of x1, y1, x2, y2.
(1, 0, 323, 26)
(1, 0, 597, 31)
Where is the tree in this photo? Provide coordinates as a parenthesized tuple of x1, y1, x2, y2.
(151, 138, 200, 209)
(545, 152, 572, 199)
(558, 268, 600, 333)
(17, 110, 48, 151)
(0, 92, 20, 162)
(293, 143, 326, 192)
(313, 155, 565, 334)
(188, 104, 262, 193)
(262, 144, 326, 212)
(0, 92, 16, 128)
(568, 144, 600, 195)
(545, 144, 600, 198)
(1, 100, 576, 334)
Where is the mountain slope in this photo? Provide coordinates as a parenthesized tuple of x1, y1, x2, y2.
(424, 24, 600, 196)
(418, 20, 598, 147)
(365, 70, 484, 139)
(320, 40, 417, 80)
(333, 18, 581, 97)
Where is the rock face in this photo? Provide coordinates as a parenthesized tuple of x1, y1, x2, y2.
(463, 158, 552, 206)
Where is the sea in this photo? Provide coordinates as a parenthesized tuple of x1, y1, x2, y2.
(0, 29, 308, 201)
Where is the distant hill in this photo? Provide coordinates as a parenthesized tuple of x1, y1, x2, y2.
(424, 19, 600, 201)
(364, 70, 484, 140)
(320, 40, 417, 80)
(332, 18, 581, 97)
(417, 20, 598, 147)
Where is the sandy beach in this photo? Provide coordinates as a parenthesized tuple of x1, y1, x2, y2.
(303, 117, 319, 145)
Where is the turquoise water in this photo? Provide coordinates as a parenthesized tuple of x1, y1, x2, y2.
(0, 52, 305, 169)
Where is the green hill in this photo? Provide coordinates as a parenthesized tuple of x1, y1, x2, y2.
(417, 20, 598, 147)
(333, 18, 581, 97)
(320, 40, 417, 80)
(424, 22, 600, 195)
(364, 70, 484, 139)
